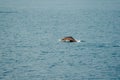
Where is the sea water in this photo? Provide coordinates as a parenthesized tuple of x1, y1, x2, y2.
(0, 0, 120, 80)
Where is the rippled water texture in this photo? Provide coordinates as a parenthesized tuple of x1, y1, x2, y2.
(0, 0, 120, 80)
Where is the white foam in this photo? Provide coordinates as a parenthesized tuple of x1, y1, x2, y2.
(76, 39, 84, 43)
(76, 40, 81, 43)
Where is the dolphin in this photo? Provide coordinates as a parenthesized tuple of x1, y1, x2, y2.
(61, 36, 77, 42)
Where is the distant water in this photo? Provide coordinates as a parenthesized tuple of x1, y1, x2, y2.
(0, 4, 120, 80)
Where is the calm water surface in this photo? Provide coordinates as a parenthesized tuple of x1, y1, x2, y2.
(0, 1, 120, 80)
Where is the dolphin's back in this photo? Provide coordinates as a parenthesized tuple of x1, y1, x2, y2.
(62, 36, 77, 42)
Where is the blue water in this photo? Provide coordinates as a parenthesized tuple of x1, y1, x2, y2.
(0, 0, 120, 80)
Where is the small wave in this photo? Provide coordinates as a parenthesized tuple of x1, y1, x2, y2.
(112, 45, 120, 47)
(0, 11, 17, 13)
(76, 40, 85, 43)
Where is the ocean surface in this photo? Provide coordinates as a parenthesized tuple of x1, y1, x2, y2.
(0, 0, 120, 80)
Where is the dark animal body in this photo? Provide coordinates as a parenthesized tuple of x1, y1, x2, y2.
(61, 36, 77, 42)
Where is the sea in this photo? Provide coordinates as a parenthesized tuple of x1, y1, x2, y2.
(0, 0, 120, 80)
